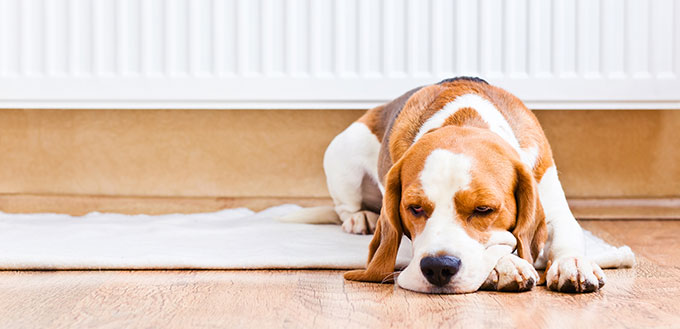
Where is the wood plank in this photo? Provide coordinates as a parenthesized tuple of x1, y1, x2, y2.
(0, 221, 679, 328)
(581, 220, 680, 267)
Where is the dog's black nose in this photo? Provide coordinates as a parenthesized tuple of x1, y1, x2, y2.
(420, 255, 462, 287)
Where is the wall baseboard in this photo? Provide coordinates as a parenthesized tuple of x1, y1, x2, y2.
(569, 198, 680, 220)
(0, 194, 332, 216)
(1, 194, 678, 220)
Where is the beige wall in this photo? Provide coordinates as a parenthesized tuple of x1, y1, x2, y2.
(0, 109, 678, 203)
(537, 110, 679, 198)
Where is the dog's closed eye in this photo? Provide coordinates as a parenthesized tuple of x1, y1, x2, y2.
(473, 206, 494, 216)
(408, 205, 425, 216)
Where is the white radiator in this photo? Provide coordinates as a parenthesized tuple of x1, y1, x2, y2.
(0, 0, 678, 109)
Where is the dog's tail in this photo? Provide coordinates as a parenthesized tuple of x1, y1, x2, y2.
(277, 206, 342, 225)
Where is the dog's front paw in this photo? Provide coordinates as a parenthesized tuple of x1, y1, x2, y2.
(480, 254, 538, 292)
(546, 256, 606, 293)
(341, 211, 379, 234)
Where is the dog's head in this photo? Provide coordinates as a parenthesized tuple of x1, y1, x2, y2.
(344, 126, 546, 293)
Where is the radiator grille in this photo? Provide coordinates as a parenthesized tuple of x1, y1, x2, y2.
(0, 0, 678, 109)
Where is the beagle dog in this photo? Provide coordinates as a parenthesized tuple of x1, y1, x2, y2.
(284, 77, 605, 294)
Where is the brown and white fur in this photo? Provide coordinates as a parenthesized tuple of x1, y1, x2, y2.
(281, 77, 605, 294)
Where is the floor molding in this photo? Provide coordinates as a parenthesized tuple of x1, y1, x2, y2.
(0, 194, 332, 216)
(569, 198, 680, 220)
(1, 194, 678, 219)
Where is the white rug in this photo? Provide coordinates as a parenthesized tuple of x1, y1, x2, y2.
(0, 204, 634, 270)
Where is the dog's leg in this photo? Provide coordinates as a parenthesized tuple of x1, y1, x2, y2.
(539, 166, 606, 293)
(324, 122, 382, 234)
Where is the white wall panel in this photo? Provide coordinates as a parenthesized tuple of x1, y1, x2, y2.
(0, 0, 678, 109)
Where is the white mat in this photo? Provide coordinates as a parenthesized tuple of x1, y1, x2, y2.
(0, 204, 634, 270)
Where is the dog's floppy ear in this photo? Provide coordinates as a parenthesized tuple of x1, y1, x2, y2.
(512, 161, 547, 265)
(344, 159, 404, 283)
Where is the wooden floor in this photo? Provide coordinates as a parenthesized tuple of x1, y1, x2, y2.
(1, 220, 679, 329)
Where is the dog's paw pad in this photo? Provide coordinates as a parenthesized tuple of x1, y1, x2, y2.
(481, 254, 538, 292)
(546, 256, 605, 293)
(341, 211, 379, 234)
